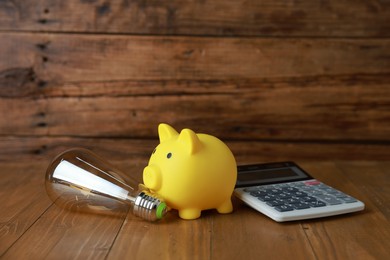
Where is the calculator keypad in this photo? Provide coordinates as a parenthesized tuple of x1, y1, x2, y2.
(244, 180, 357, 212)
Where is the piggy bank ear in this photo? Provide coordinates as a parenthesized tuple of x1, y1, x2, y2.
(178, 129, 202, 154)
(158, 123, 179, 143)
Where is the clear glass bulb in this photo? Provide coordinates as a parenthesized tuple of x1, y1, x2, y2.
(45, 148, 167, 221)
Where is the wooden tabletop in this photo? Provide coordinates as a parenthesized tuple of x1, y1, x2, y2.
(0, 160, 388, 259)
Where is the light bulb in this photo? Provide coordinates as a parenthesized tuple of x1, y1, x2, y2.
(45, 148, 167, 221)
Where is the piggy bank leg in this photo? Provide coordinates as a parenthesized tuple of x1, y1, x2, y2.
(216, 199, 233, 214)
(178, 208, 202, 220)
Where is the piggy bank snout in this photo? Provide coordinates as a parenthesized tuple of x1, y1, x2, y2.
(143, 165, 162, 191)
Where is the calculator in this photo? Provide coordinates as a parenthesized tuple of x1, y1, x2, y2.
(234, 162, 365, 222)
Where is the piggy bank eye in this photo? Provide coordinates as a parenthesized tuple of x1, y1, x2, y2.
(167, 152, 172, 159)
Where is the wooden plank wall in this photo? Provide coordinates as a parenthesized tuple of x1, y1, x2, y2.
(0, 0, 389, 163)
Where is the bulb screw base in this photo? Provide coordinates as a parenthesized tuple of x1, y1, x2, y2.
(133, 191, 167, 221)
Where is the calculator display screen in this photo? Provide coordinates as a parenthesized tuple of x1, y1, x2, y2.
(236, 163, 311, 187)
(238, 168, 297, 181)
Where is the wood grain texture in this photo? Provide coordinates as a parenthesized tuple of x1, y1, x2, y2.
(301, 162, 390, 259)
(2, 206, 126, 259)
(1, 2, 389, 161)
(1, 161, 389, 259)
(0, 0, 389, 37)
(1, 33, 389, 82)
(334, 161, 390, 220)
(1, 136, 390, 164)
(0, 162, 52, 255)
(0, 0, 388, 257)
(107, 212, 213, 259)
(0, 32, 389, 145)
(210, 206, 316, 259)
(1, 87, 389, 141)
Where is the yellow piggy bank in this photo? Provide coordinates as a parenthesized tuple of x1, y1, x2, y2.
(143, 123, 237, 220)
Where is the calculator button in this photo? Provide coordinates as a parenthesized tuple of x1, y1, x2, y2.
(291, 203, 311, 210)
(291, 191, 308, 197)
(306, 190, 325, 195)
(274, 205, 294, 212)
(282, 192, 294, 197)
(304, 180, 321, 186)
(291, 182, 305, 187)
(299, 186, 313, 191)
(282, 187, 299, 192)
(316, 195, 343, 205)
(308, 201, 327, 207)
(281, 198, 301, 204)
(249, 191, 267, 197)
(301, 196, 317, 202)
(265, 188, 283, 194)
(339, 196, 358, 203)
(258, 195, 277, 202)
(266, 200, 285, 207)
(276, 193, 292, 199)
(333, 192, 348, 198)
(317, 184, 332, 190)
(320, 188, 340, 194)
